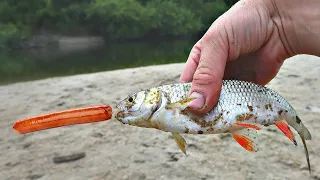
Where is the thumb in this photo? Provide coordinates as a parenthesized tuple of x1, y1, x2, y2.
(187, 27, 228, 114)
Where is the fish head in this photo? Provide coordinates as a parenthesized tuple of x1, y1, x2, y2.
(115, 88, 162, 127)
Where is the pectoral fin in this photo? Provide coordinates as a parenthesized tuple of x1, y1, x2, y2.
(171, 132, 187, 155)
(166, 98, 197, 111)
(232, 128, 258, 152)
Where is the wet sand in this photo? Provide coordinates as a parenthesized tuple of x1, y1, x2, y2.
(0, 55, 319, 180)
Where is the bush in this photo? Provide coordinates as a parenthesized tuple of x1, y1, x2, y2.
(85, 0, 204, 39)
(0, 24, 25, 49)
(86, 0, 149, 39)
(146, 0, 202, 36)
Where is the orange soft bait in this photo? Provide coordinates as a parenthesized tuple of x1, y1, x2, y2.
(13, 105, 112, 134)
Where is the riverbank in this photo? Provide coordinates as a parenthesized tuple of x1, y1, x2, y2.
(0, 55, 319, 180)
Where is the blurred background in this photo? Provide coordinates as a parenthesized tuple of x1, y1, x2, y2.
(0, 0, 237, 84)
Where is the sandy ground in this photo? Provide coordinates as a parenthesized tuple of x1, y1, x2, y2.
(0, 55, 319, 180)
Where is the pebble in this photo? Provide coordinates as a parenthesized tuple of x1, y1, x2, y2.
(53, 152, 86, 164)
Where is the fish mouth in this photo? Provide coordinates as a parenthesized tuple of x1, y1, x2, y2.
(115, 110, 125, 119)
(114, 103, 131, 125)
(115, 111, 127, 124)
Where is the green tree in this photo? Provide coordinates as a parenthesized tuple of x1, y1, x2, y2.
(86, 0, 149, 39)
(146, 0, 202, 36)
(0, 0, 230, 49)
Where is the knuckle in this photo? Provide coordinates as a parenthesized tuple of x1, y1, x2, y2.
(192, 66, 221, 86)
(202, 33, 228, 56)
(189, 45, 201, 65)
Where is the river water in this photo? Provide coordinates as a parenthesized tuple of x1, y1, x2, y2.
(0, 38, 195, 85)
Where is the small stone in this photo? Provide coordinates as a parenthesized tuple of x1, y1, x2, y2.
(5, 162, 20, 167)
(133, 159, 145, 163)
(53, 152, 86, 164)
(141, 143, 150, 147)
(57, 102, 65, 107)
(23, 143, 32, 149)
(86, 84, 97, 88)
(287, 74, 300, 78)
(91, 132, 103, 138)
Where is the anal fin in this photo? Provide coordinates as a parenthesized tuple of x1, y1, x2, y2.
(232, 128, 258, 152)
(275, 120, 297, 146)
(171, 132, 187, 155)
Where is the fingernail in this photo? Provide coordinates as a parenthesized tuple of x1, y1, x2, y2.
(188, 92, 205, 109)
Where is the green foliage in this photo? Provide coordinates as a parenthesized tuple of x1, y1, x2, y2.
(172, 0, 229, 30)
(146, 0, 202, 36)
(85, 0, 203, 39)
(0, 0, 231, 48)
(0, 23, 26, 50)
(199, 0, 230, 27)
(86, 0, 150, 39)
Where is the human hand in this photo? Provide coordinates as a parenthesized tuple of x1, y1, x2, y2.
(180, 0, 320, 114)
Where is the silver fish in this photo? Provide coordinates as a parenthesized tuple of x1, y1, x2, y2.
(115, 80, 312, 173)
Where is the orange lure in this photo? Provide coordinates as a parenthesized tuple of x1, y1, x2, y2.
(13, 105, 112, 134)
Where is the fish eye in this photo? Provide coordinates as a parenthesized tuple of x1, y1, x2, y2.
(127, 95, 136, 103)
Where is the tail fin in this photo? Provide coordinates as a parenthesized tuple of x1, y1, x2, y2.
(299, 119, 312, 140)
(297, 116, 312, 174)
(300, 134, 311, 174)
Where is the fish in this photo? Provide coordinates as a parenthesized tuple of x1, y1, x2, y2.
(115, 80, 312, 173)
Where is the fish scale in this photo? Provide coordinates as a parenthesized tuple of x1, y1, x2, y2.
(157, 80, 295, 131)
